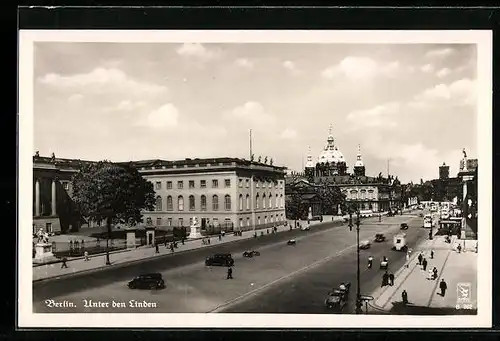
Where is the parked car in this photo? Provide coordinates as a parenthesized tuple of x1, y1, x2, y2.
(301, 225, 310, 231)
(324, 282, 351, 310)
(287, 239, 297, 245)
(400, 223, 409, 230)
(374, 233, 386, 242)
(359, 240, 371, 249)
(205, 253, 234, 267)
(243, 250, 261, 258)
(128, 273, 165, 290)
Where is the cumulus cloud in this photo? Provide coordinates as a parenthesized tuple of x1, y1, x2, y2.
(346, 102, 400, 129)
(176, 43, 221, 61)
(413, 78, 476, 106)
(235, 58, 254, 69)
(322, 57, 400, 81)
(39, 67, 167, 98)
(225, 101, 276, 128)
(136, 103, 180, 130)
(280, 128, 298, 139)
(420, 64, 434, 73)
(436, 67, 451, 78)
(425, 47, 454, 59)
(283, 60, 301, 76)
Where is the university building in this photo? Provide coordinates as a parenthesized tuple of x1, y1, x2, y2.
(32, 153, 286, 235)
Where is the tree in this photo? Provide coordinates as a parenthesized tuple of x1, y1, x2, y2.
(314, 184, 345, 215)
(71, 161, 156, 265)
(285, 191, 308, 225)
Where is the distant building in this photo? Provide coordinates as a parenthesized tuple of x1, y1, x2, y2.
(287, 126, 399, 216)
(32, 154, 286, 235)
(439, 162, 450, 180)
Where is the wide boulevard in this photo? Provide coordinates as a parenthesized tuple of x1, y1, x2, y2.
(34, 213, 429, 313)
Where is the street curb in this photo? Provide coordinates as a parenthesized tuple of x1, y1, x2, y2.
(32, 247, 132, 267)
(33, 224, 338, 283)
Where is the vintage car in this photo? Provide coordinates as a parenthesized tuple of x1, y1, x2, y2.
(380, 257, 389, 270)
(324, 282, 351, 310)
(359, 240, 371, 249)
(287, 239, 297, 245)
(128, 273, 166, 290)
(374, 233, 386, 242)
(243, 250, 261, 258)
(301, 225, 311, 231)
(205, 253, 235, 267)
(400, 223, 409, 230)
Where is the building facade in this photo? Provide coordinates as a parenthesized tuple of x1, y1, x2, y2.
(32, 154, 286, 235)
(135, 158, 287, 232)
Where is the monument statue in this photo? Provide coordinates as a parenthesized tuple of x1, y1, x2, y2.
(250, 154, 254, 161)
(35, 151, 40, 157)
(188, 216, 202, 239)
(270, 158, 273, 165)
(50, 153, 56, 162)
(264, 156, 268, 164)
(258, 156, 262, 163)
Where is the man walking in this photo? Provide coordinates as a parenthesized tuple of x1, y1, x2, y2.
(422, 258, 428, 271)
(418, 253, 423, 265)
(155, 243, 159, 254)
(401, 290, 408, 305)
(389, 273, 395, 286)
(61, 256, 68, 269)
(227, 267, 233, 280)
(430, 250, 434, 259)
(405, 252, 410, 268)
(84, 251, 89, 261)
(381, 271, 389, 287)
(439, 279, 448, 296)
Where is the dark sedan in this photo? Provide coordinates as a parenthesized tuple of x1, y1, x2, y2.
(243, 250, 261, 258)
(128, 273, 165, 290)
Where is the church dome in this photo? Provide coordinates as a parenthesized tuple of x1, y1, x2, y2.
(317, 125, 347, 166)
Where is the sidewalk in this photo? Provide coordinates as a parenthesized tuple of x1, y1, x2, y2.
(369, 234, 478, 314)
(33, 221, 327, 282)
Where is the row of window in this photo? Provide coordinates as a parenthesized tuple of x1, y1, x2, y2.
(152, 214, 286, 227)
(154, 178, 284, 190)
(343, 189, 376, 200)
(155, 193, 285, 212)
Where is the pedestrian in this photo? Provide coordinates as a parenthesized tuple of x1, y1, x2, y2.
(164, 239, 167, 248)
(155, 244, 159, 254)
(439, 279, 448, 296)
(181, 238, 185, 245)
(430, 250, 434, 259)
(427, 268, 433, 280)
(389, 273, 395, 286)
(227, 267, 233, 280)
(422, 258, 428, 271)
(401, 290, 408, 305)
(84, 251, 89, 261)
(457, 244, 462, 253)
(382, 271, 389, 287)
(170, 243, 174, 253)
(405, 252, 410, 268)
(208, 238, 211, 245)
(218, 234, 222, 241)
(418, 253, 423, 265)
(61, 257, 68, 269)
(433, 267, 438, 280)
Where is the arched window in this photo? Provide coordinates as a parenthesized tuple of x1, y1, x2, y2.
(200, 195, 207, 211)
(239, 194, 243, 211)
(189, 195, 195, 211)
(256, 194, 260, 209)
(361, 190, 366, 200)
(268, 193, 272, 208)
(177, 196, 184, 211)
(155, 196, 162, 211)
(275, 194, 279, 208)
(225, 195, 231, 211)
(212, 195, 219, 211)
(280, 194, 284, 208)
(246, 194, 250, 210)
(166, 195, 173, 211)
(262, 194, 266, 209)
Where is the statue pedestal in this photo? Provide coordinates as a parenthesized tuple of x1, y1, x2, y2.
(34, 242, 56, 262)
(188, 225, 202, 239)
(126, 228, 137, 248)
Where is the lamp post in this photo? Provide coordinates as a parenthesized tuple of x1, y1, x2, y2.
(348, 205, 363, 314)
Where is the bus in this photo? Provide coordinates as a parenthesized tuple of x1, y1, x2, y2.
(423, 214, 434, 228)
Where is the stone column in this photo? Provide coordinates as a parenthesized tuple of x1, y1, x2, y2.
(51, 179, 57, 216)
(35, 178, 40, 216)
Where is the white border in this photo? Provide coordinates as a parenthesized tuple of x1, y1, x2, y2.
(18, 30, 492, 329)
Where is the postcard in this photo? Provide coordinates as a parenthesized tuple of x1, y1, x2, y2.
(18, 29, 492, 328)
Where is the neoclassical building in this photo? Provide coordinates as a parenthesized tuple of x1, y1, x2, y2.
(32, 154, 286, 235)
(286, 127, 398, 215)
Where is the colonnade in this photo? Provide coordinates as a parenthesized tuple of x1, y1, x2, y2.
(34, 178, 57, 216)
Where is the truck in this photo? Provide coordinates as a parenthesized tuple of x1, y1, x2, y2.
(392, 233, 407, 251)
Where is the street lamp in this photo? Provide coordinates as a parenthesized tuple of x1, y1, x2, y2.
(348, 205, 363, 314)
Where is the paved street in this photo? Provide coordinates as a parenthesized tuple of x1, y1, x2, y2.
(34, 213, 421, 313)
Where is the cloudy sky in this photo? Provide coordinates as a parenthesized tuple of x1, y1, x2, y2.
(33, 42, 477, 183)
